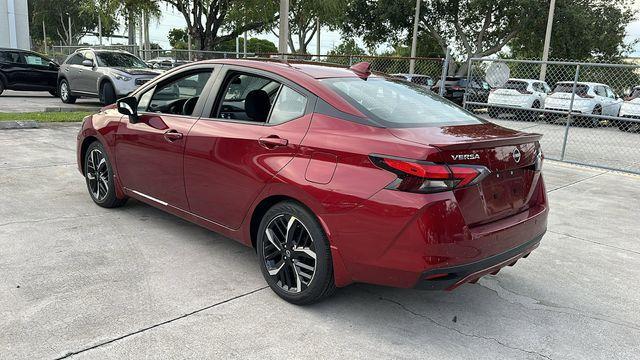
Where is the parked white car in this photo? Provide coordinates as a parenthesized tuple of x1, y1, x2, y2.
(487, 78, 550, 120)
(544, 82, 622, 126)
(618, 86, 640, 132)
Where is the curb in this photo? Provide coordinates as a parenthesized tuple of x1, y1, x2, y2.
(0, 121, 39, 130)
(44, 106, 101, 112)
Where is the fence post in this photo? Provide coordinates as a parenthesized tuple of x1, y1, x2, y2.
(462, 58, 474, 109)
(560, 64, 581, 160)
(439, 47, 450, 97)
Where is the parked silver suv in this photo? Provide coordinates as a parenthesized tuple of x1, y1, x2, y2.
(58, 49, 161, 105)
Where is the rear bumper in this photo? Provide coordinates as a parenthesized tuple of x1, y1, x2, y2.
(324, 174, 548, 289)
(416, 233, 543, 290)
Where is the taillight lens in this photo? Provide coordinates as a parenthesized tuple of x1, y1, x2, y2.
(578, 93, 594, 98)
(370, 155, 490, 194)
(518, 89, 533, 94)
(534, 148, 544, 171)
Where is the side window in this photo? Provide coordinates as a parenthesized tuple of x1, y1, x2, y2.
(147, 70, 213, 116)
(543, 83, 551, 94)
(605, 87, 616, 99)
(24, 54, 48, 66)
(83, 51, 95, 65)
(594, 86, 606, 97)
(269, 86, 308, 125)
(137, 89, 154, 112)
(533, 83, 543, 93)
(66, 54, 83, 65)
(6, 52, 23, 63)
(215, 72, 281, 122)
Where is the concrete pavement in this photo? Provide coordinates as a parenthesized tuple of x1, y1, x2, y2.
(0, 123, 638, 359)
(0, 91, 101, 113)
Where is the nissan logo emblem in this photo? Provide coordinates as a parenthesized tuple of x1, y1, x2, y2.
(513, 148, 521, 163)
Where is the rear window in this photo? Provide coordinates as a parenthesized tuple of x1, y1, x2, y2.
(553, 83, 589, 95)
(630, 88, 640, 99)
(502, 80, 528, 91)
(321, 77, 483, 128)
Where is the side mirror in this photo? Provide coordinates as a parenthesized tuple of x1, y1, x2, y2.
(82, 59, 93, 67)
(117, 96, 139, 123)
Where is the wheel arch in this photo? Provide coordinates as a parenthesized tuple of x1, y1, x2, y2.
(79, 135, 100, 173)
(0, 72, 7, 87)
(247, 193, 353, 287)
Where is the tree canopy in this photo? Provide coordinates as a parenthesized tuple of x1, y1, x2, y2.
(159, 0, 277, 50)
(509, 0, 636, 61)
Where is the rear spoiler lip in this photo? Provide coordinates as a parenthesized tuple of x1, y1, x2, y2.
(430, 133, 543, 151)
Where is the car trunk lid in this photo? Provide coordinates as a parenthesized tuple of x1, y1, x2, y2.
(389, 123, 542, 225)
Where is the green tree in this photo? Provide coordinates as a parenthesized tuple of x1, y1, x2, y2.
(160, 0, 277, 50)
(212, 37, 278, 53)
(509, 0, 635, 61)
(327, 39, 366, 56)
(29, 0, 119, 46)
(270, 0, 345, 54)
(168, 28, 189, 49)
(342, 0, 542, 73)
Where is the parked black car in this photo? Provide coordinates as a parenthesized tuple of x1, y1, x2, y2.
(432, 76, 491, 105)
(0, 48, 59, 96)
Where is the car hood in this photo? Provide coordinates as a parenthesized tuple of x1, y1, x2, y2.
(113, 67, 161, 76)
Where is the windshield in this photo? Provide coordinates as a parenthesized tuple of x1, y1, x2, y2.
(322, 77, 484, 128)
(96, 52, 148, 68)
(503, 80, 528, 91)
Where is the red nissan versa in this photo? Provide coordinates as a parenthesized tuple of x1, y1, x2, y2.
(76, 59, 548, 304)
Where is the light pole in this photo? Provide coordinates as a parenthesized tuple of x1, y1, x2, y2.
(409, 0, 421, 75)
(278, 0, 289, 58)
(540, 0, 556, 81)
(316, 17, 320, 60)
(66, 13, 72, 45)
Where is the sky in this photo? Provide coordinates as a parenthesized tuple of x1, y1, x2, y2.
(86, 2, 640, 57)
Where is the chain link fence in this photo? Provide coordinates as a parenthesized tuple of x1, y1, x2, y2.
(40, 44, 640, 174)
(464, 58, 640, 174)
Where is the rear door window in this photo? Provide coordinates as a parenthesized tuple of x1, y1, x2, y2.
(24, 53, 48, 66)
(269, 86, 307, 125)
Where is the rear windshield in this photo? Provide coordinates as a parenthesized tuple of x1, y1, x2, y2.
(630, 88, 640, 99)
(553, 83, 589, 95)
(502, 80, 528, 91)
(321, 77, 484, 128)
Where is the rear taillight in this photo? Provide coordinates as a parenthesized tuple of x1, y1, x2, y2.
(370, 155, 490, 194)
(578, 93, 593, 98)
(518, 89, 533, 94)
(534, 149, 544, 171)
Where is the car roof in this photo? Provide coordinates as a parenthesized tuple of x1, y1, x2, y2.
(556, 81, 607, 87)
(196, 59, 370, 80)
(507, 78, 545, 83)
(190, 59, 372, 116)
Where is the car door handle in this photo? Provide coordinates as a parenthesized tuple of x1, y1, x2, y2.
(258, 136, 288, 149)
(163, 130, 183, 142)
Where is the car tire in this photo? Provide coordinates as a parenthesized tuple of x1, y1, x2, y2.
(256, 201, 336, 305)
(84, 141, 127, 208)
(527, 101, 541, 122)
(100, 82, 117, 105)
(59, 79, 77, 104)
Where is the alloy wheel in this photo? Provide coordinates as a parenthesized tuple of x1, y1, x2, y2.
(60, 82, 69, 101)
(262, 214, 317, 293)
(86, 148, 109, 202)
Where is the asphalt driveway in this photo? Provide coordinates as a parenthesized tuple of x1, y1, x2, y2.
(0, 123, 638, 359)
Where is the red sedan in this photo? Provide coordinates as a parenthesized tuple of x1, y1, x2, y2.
(76, 60, 548, 304)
